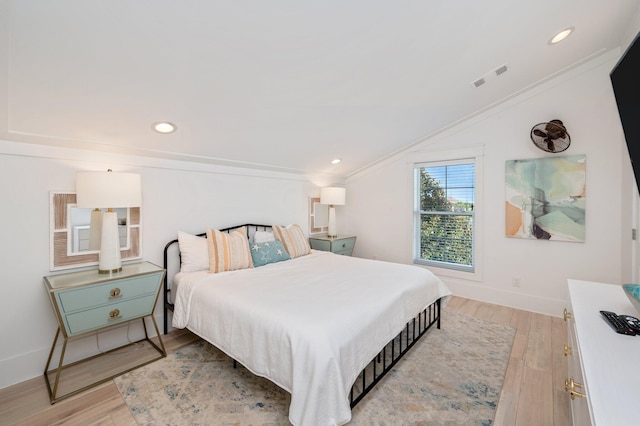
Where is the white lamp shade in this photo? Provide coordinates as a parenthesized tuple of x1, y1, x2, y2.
(320, 187, 346, 206)
(76, 171, 141, 208)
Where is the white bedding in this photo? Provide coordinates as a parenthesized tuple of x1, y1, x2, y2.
(172, 250, 451, 426)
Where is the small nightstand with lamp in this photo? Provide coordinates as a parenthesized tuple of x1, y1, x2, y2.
(310, 186, 357, 256)
(43, 170, 166, 404)
(320, 186, 345, 238)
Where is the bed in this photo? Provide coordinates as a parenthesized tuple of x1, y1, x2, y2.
(163, 224, 451, 426)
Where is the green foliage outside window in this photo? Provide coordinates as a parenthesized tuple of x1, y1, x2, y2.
(417, 166, 474, 269)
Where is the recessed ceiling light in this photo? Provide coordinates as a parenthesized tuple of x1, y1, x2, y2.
(331, 158, 342, 165)
(152, 121, 177, 134)
(549, 27, 574, 45)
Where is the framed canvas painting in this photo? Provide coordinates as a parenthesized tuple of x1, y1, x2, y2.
(505, 155, 586, 242)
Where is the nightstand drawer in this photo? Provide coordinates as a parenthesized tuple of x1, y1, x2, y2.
(64, 294, 157, 335)
(309, 235, 357, 256)
(332, 238, 356, 253)
(56, 273, 162, 313)
(310, 239, 331, 251)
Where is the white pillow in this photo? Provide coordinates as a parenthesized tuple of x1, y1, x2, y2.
(254, 230, 275, 243)
(177, 231, 209, 272)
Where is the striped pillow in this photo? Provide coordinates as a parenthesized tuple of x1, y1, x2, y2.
(206, 227, 254, 273)
(273, 224, 311, 258)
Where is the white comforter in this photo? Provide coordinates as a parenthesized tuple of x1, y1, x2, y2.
(172, 250, 451, 426)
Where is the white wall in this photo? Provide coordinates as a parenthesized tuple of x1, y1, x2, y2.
(345, 50, 634, 317)
(0, 142, 332, 389)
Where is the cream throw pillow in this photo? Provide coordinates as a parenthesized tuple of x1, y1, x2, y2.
(177, 231, 209, 272)
(206, 227, 253, 273)
(273, 224, 311, 258)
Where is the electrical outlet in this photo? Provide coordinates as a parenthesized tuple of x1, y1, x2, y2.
(512, 278, 521, 287)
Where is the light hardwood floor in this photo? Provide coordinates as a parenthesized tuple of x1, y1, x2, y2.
(0, 296, 571, 425)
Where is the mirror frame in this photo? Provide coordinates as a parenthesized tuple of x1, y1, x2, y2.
(50, 191, 141, 271)
(309, 196, 329, 235)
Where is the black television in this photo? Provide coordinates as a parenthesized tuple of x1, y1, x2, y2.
(611, 32, 640, 192)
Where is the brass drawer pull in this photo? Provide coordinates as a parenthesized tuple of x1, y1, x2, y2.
(109, 287, 122, 299)
(564, 344, 572, 356)
(565, 377, 586, 400)
(563, 308, 573, 321)
(108, 309, 121, 320)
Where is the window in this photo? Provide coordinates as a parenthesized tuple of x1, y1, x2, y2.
(414, 159, 476, 272)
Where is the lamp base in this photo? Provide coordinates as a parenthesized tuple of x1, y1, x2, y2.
(98, 210, 122, 274)
(327, 205, 337, 238)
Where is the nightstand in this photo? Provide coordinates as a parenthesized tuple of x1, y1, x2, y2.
(309, 235, 357, 256)
(43, 261, 166, 403)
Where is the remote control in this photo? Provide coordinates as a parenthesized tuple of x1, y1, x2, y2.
(600, 310, 636, 335)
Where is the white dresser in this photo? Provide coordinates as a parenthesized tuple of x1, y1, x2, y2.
(566, 279, 640, 425)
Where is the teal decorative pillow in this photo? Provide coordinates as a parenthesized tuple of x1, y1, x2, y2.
(250, 241, 291, 267)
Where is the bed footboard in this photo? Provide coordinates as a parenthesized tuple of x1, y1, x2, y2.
(349, 298, 442, 407)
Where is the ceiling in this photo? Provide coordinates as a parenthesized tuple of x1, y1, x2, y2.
(1, 1, 638, 177)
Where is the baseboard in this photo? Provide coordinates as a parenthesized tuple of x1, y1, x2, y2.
(443, 279, 567, 318)
(0, 346, 49, 390)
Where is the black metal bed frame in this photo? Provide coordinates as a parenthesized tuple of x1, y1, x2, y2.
(162, 224, 442, 410)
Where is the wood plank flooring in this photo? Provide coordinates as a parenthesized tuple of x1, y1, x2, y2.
(0, 296, 571, 425)
(445, 297, 571, 426)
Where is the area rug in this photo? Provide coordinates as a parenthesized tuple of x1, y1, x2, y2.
(115, 311, 515, 425)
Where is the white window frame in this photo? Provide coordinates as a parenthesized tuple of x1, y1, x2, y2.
(409, 147, 483, 281)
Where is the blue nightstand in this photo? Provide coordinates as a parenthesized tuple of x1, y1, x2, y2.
(43, 261, 166, 403)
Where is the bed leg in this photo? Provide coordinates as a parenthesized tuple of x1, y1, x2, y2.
(233, 360, 237, 369)
(163, 306, 167, 335)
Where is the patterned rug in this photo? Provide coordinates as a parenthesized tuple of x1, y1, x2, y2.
(115, 311, 515, 425)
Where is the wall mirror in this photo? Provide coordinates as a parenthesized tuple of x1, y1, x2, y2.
(309, 196, 329, 234)
(50, 191, 141, 270)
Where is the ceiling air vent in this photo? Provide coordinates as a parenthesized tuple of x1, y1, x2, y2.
(472, 64, 508, 88)
(495, 64, 508, 76)
(473, 78, 486, 88)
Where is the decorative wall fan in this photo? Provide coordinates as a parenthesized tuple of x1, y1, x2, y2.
(530, 119, 571, 153)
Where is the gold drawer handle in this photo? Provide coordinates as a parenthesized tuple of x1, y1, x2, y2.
(109, 287, 122, 299)
(564, 344, 572, 356)
(563, 308, 573, 322)
(108, 309, 121, 320)
(565, 377, 586, 400)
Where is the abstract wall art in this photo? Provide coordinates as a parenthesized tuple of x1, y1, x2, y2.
(505, 155, 586, 242)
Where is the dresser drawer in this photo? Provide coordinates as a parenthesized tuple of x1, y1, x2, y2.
(56, 273, 162, 314)
(64, 294, 158, 335)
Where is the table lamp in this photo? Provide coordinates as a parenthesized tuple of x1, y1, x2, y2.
(76, 170, 141, 273)
(320, 186, 346, 238)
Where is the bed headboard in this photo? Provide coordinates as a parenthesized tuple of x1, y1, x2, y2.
(162, 224, 272, 334)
